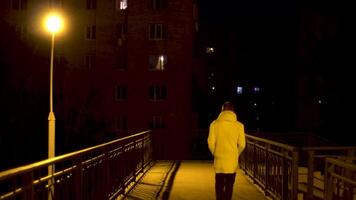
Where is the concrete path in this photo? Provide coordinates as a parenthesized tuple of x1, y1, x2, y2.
(125, 160, 267, 200)
(125, 161, 178, 200)
(168, 160, 267, 200)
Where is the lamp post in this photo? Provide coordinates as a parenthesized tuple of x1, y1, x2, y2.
(44, 13, 63, 200)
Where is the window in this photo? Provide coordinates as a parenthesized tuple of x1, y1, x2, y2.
(206, 47, 214, 54)
(151, 0, 165, 9)
(253, 86, 260, 93)
(149, 116, 165, 129)
(13, 24, 26, 39)
(114, 116, 127, 130)
(149, 55, 167, 71)
(149, 23, 166, 40)
(211, 86, 216, 93)
(11, 0, 27, 10)
(86, 0, 96, 9)
(85, 25, 96, 40)
(115, 0, 127, 10)
(115, 85, 127, 100)
(149, 85, 167, 101)
(237, 86, 243, 94)
(84, 54, 95, 69)
(116, 23, 127, 40)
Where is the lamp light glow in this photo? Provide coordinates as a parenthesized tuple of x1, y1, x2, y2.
(44, 14, 63, 34)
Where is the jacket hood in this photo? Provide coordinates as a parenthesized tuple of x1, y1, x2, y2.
(217, 111, 237, 122)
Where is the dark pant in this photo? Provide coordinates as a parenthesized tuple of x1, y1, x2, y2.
(215, 173, 236, 200)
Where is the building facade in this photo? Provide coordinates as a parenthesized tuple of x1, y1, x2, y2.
(1, 0, 199, 159)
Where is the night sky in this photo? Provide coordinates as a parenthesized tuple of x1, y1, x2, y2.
(197, 0, 356, 143)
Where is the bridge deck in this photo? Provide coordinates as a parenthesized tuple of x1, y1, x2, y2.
(125, 160, 267, 200)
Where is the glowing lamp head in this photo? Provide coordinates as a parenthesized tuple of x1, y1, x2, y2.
(44, 14, 63, 34)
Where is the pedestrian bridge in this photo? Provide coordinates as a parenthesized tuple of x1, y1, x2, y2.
(0, 131, 355, 200)
(125, 160, 267, 200)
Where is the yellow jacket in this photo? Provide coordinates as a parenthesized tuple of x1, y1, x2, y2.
(208, 111, 246, 173)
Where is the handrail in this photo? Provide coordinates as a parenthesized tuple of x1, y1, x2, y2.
(248, 131, 337, 147)
(299, 146, 356, 200)
(326, 157, 356, 170)
(0, 130, 153, 200)
(246, 134, 296, 151)
(302, 146, 356, 151)
(241, 134, 299, 200)
(0, 130, 150, 180)
(325, 157, 356, 200)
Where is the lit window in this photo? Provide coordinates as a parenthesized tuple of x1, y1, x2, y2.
(237, 86, 243, 94)
(114, 116, 127, 130)
(86, 0, 96, 9)
(149, 23, 166, 40)
(149, 85, 167, 101)
(211, 86, 216, 92)
(151, 0, 164, 9)
(84, 54, 95, 69)
(115, 85, 127, 100)
(149, 55, 167, 70)
(206, 47, 214, 54)
(149, 116, 165, 129)
(11, 0, 27, 10)
(116, 0, 127, 10)
(253, 86, 260, 93)
(318, 99, 326, 104)
(85, 25, 96, 40)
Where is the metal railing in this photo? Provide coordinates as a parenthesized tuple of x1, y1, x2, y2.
(0, 130, 153, 200)
(240, 134, 299, 200)
(300, 147, 356, 200)
(325, 157, 356, 200)
(249, 132, 336, 148)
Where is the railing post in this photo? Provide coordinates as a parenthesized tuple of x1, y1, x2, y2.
(131, 140, 136, 182)
(264, 144, 270, 196)
(48, 163, 55, 200)
(74, 157, 83, 200)
(253, 141, 257, 184)
(282, 151, 289, 200)
(102, 150, 110, 199)
(291, 149, 299, 200)
(343, 151, 354, 200)
(306, 150, 315, 200)
(23, 171, 34, 200)
(120, 143, 126, 197)
(142, 135, 145, 171)
(324, 159, 333, 200)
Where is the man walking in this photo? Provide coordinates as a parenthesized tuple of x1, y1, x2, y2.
(208, 102, 246, 200)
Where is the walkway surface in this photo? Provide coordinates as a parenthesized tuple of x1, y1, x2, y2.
(125, 160, 267, 200)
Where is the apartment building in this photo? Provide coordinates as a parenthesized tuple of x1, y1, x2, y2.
(0, 0, 199, 159)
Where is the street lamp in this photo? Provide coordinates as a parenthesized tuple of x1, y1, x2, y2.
(44, 13, 63, 200)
